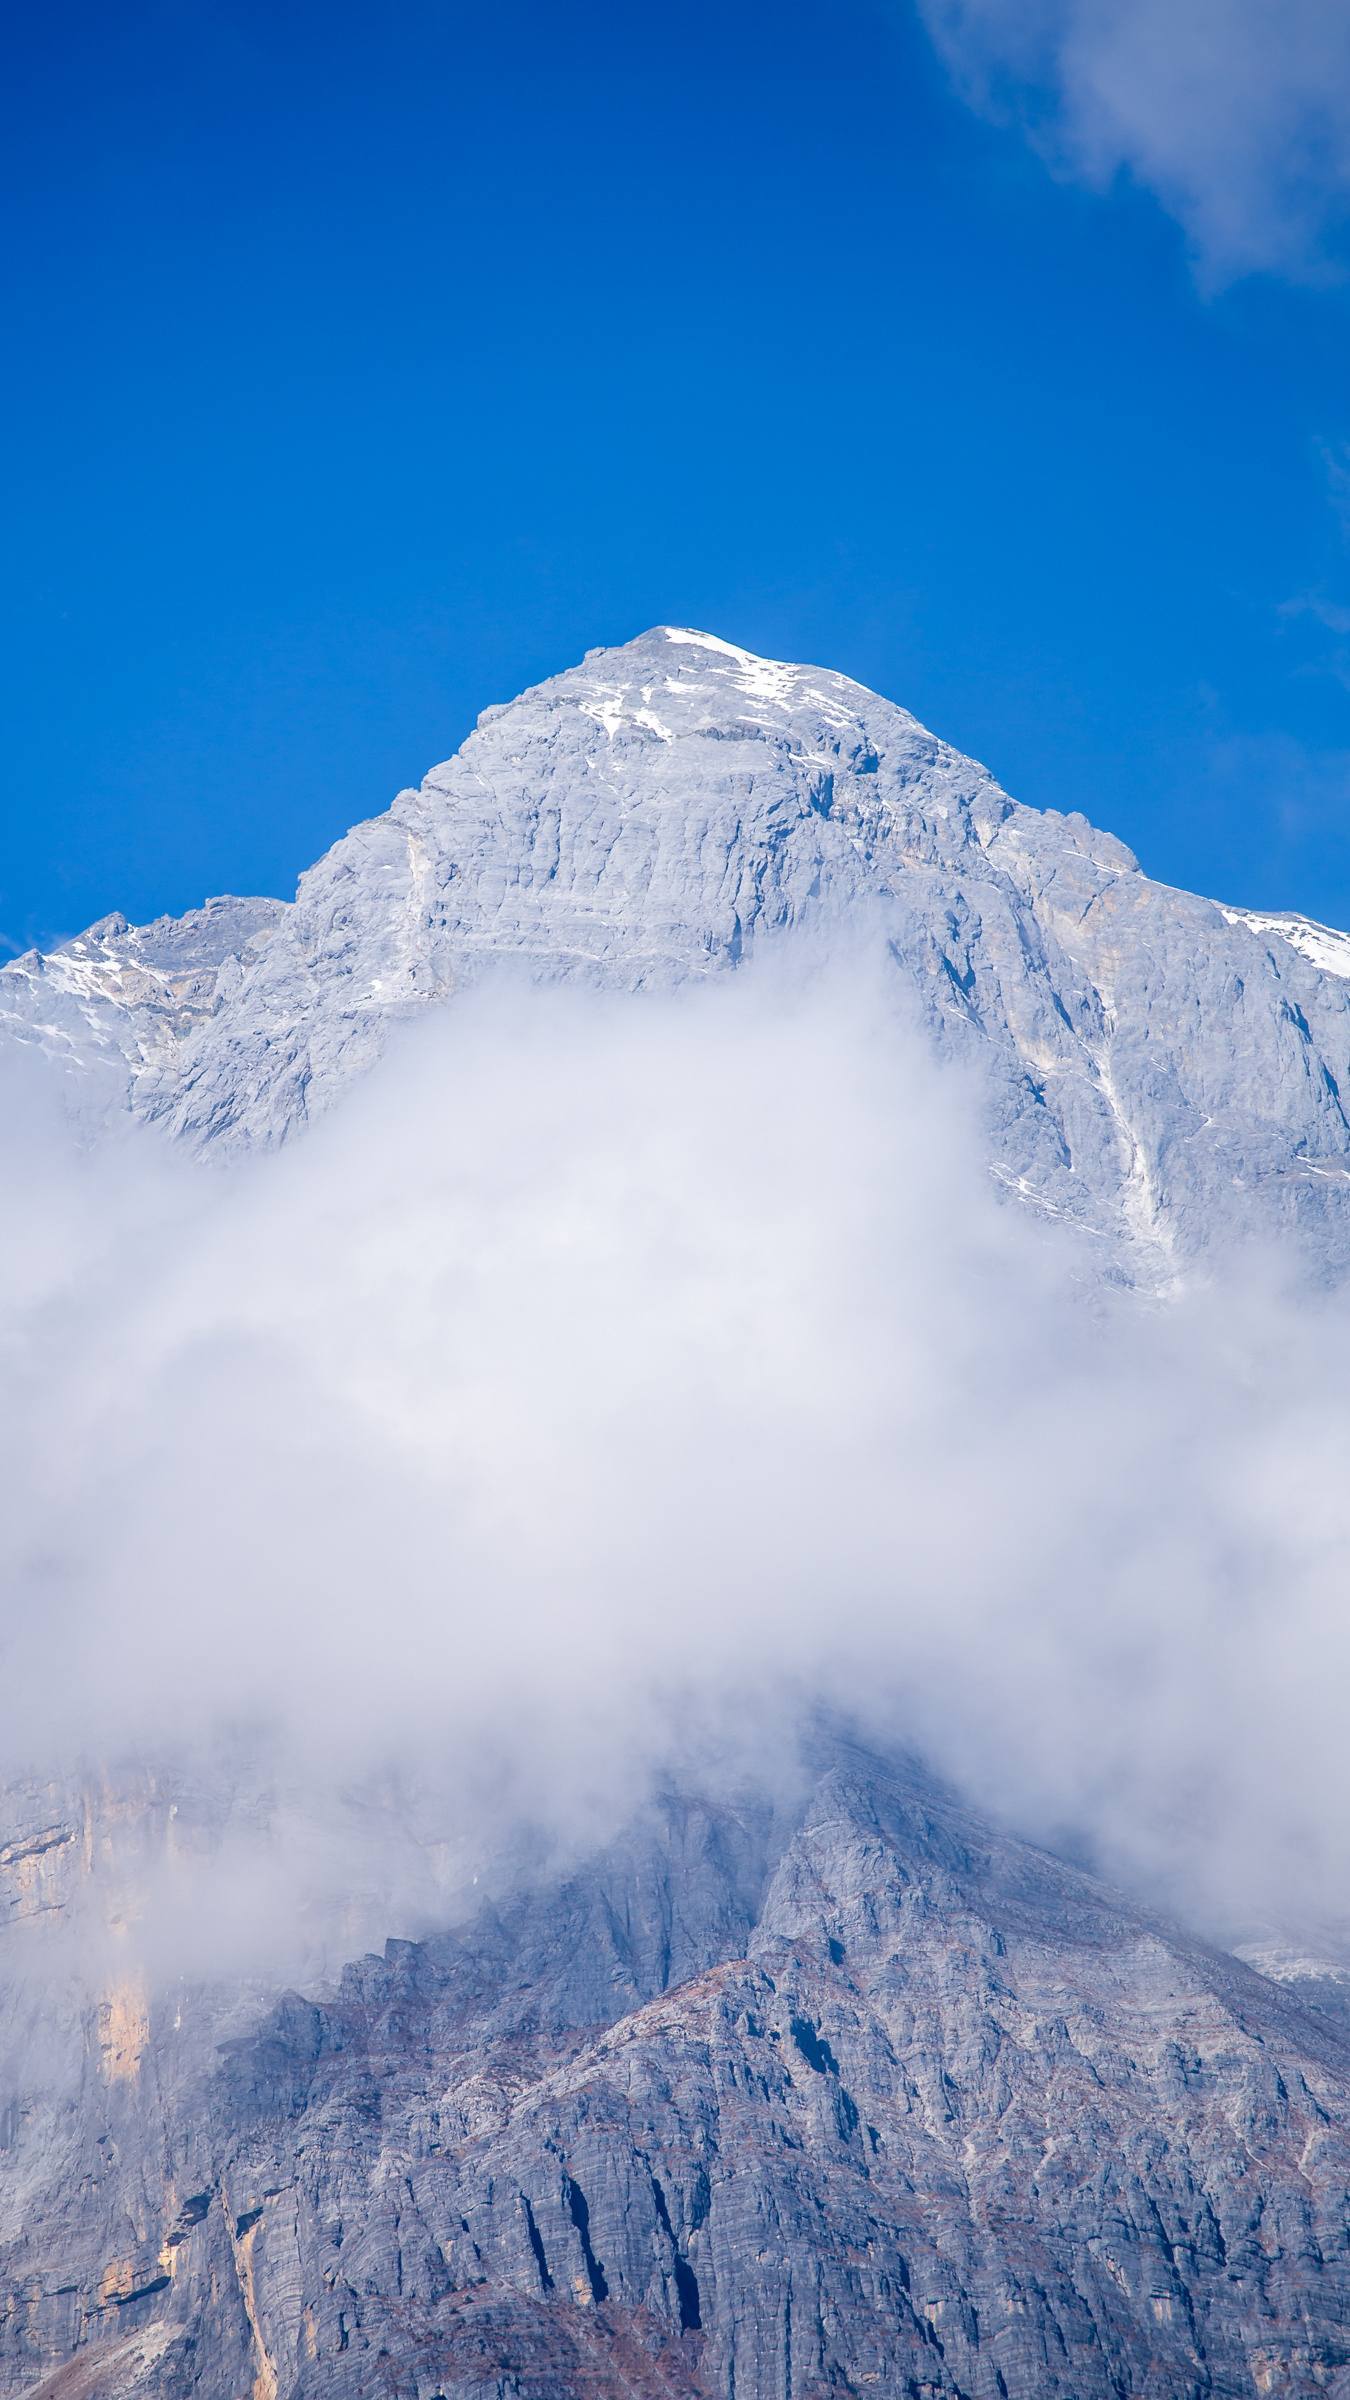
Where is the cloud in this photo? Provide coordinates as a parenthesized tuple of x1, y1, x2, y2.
(5, 952, 1350, 1991)
(915, 0, 1350, 283)
(1275, 444, 1350, 692)
(1280, 594, 1350, 638)
(1323, 437, 1350, 529)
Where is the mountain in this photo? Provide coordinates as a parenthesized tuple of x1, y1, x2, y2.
(6, 627, 1350, 1272)
(6, 630, 1350, 2400)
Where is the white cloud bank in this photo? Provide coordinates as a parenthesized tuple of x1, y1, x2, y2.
(916, 0, 1350, 282)
(4, 955, 1350, 1982)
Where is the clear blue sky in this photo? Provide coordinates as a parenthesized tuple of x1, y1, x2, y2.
(3, 0, 1349, 950)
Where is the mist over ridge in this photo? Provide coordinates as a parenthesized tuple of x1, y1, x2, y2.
(6, 628, 1350, 1981)
(5, 934, 1350, 1986)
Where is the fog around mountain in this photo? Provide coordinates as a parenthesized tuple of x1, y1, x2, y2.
(10, 633, 1350, 2400)
(6, 941, 1350, 1985)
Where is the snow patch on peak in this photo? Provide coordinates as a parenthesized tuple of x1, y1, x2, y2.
(660, 626, 802, 710)
(578, 688, 673, 743)
(1218, 906, 1350, 981)
(656, 628, 881, 729)
(660, 628, 771, 666)
(579, 696, 626, 741)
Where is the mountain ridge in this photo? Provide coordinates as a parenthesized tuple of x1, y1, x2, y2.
(7, 632, 1350, 2396)
(6, 626, 1350, 1275)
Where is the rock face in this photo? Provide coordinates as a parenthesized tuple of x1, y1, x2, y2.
(6, 626, 1350, 1269)
(4, 1744, 1350, 2400)
(8, 629, 1350, 2399)
(0, 896, 288, 1119)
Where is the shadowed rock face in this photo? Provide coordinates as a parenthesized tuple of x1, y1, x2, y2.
(6, 627, 1350, 1271)
(4, 1748, 1350, 2400)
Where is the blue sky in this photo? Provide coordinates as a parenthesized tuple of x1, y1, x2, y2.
(3, 0, 1349, 950)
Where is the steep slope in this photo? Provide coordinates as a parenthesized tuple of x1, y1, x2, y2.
(6, 628, 1350, 1267)
(4, 1748, 1350, 2400)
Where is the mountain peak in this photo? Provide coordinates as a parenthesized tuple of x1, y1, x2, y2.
(510, 623, 889, 752)
(650, 624, 870, 695)
(4, 632, 1350, 1274)
(589, 625, 803, 673)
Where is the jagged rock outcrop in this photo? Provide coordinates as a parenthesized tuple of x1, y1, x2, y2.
(6, 628, 1350, 1269)
(0, 897, 287, 1111)
(4, 1747, 1350, 2398)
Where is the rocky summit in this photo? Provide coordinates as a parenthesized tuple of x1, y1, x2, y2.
(5, 633, 1350, 2400)
(6, 627, 1350, 1271)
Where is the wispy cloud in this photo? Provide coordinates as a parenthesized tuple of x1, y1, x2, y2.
(1280, 595, 1350, 638)
(1321, 436, 1350, 529)
(915, 0, 1350, 284)
(1279, 442, 1350, 686)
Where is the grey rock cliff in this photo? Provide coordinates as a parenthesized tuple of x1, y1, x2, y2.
(4, 1747, 1350, 2399)
(6, 627, 1350, 1269)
